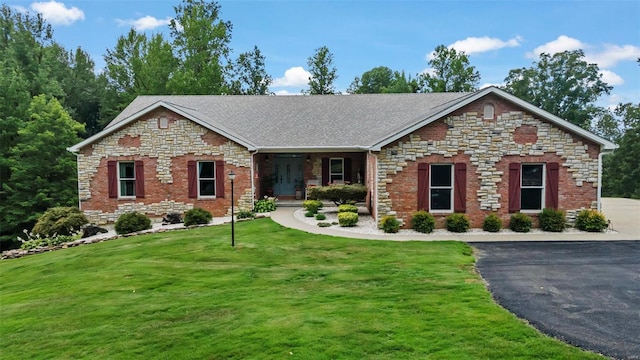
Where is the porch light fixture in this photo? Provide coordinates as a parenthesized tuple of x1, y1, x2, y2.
(229, 171, 236, 247)
(265, 155, 270, 163)
(306, 155, 311, 162)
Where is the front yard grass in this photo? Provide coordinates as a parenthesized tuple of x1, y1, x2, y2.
(0, 219, 603, 359)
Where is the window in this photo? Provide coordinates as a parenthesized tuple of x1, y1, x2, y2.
(483, 103, 494, 119)
(430, 164, 453, 211)
(330, 158, 344, 183)
(521, 164, 544, 211)
(198, 161, 216, 197)
(118, 162, 136, 197)
(158, 116, 168, 129)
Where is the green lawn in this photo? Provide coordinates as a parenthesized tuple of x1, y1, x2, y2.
(0, 219, 603, 359)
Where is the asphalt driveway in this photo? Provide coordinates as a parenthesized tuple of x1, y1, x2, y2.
(473, 241, 640, 360)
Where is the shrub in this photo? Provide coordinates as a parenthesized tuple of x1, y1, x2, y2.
(305, 211, 315, 217)
(20, 234, 74, 250)
(32, 207, 88, 238)
(162, 212, 183, 224)
(254, 197, 277, 213)
(380, 215, 401, 233)
(510, 213, 532, 233)
(445, 213, 470, 233)
(539, 208, 566, 232)
(338, 212, 359, 227)
(302, 200, 323, 214)
(184, 208, 213, 227)
(315, 213, 327, 220)
(338, 204, 358, 213)
(411, 211, 435, 234)
(115, 212, 152, 235)
(236, 210, 255, 219)
(317, 222, 332, 228)
(482, 213, 502, 233)
(575, 209, 608, 232)
(308, 184, 367, 206)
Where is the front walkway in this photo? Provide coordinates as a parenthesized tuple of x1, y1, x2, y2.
(270, 198, 640, 241)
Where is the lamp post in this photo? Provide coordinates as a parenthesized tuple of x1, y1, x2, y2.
(229, 171, 235, 247)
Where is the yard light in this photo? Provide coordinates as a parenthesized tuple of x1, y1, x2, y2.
(229, 171, 236, 247)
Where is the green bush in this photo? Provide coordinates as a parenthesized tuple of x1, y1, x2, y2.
(20, 234, 74, 250)
(115, 212, 152, 235)
(338, 204, 358, 213)
(236, 210, 255, 219)
(510, 213, 532, 233)
(575, 209, 608, 232)
(305, 211, 315, 217)
(380, 215, 401, 233)
(338, 212, 359, 227)
(184, 208, 213, 227)
(315, 213, 327, 220)
(317, 222, 332, 227)
(539, 208, 566, 232)
(308, 184, 367, 206)
(446, 213, 470, 233)
(302, 200, 323, 214)
(411, 211, 435, 234)
(482, 213, 502, 233)
(32, 207, 88, 238)
(254, 198, 277, 213)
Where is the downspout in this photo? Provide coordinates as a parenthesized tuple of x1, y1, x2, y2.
(597, 149, 612, 212)
(251, 150, 258, 208)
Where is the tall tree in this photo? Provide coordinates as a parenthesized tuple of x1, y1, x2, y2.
(0, 96, 84, 247)
(169, 0, 232, 94)
(602, 103, 640, 199)
(418, 45, 480, 93)
(306, 46, 338, 95)
(503, 50, 612, 129)
(228, 46, 272, 95)
(348, 66, 418, 94)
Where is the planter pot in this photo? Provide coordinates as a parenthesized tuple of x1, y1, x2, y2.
(295, 189, 303, 200)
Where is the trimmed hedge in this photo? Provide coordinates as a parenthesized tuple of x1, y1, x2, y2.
(338, 204, 358, 213)
(482, 213, 502, 233)
(575, 209, 608, 232)
(539, 208, 566, 232)
(411, 211, 435, 234)
(446, 213, 470, 233)
(308, 184, 367, 206)
(380, 215, 401, 233)
(184, 208, 213, 226)
(115, 212, 151, 235)
(510, 213, 532, 233)
(302, 200, 323, 214)
(338, 212, 359, 227)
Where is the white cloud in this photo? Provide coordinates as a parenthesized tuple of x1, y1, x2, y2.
(12, 5, 28, 13)
(273, 90, 304, 96)
(116, 16, 172, 31)
(527, 35, 585, 58)
(480, 82, 504, 89)
(599, 70, 624, 86)
(586, 44, 640, 68)
(271, 67, 310, 87)
(30, 1, 84, 26)
(427, 36, 522, 60)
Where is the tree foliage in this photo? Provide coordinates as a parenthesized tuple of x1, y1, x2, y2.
(503, 50, 612, 129)
(229, 46, 272, 95)
(348, 66, 418, 94)
(306, 46, 338, 95)
(602, 103, 640, 199)
(418, 45, 480, 92)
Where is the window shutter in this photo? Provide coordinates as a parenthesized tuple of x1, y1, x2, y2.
(344, 158, 352, 182)
(322, 157, 329, 186)
(454, 163, 467, 212)
(509, 163, 521, 213)
(216, 161, 225, 198)
(108, 161, 118, 198)
(188, 161, 197, 198)
(135, 160, 145, 198)
(417, 163, 429, 211)
(546, 162, 560, 209)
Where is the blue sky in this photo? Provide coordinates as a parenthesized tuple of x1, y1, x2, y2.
(10, 0, 640, 107)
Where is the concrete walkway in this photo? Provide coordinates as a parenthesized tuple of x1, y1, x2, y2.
(270, 197, 640, 241)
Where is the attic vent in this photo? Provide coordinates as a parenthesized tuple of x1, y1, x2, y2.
(158, 116, 169, 129)
(483, 104, 495, 120)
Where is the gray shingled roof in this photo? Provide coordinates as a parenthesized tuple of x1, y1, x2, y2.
(106, 93, 470, 149)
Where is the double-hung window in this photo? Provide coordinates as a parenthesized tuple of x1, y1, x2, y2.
(430, 164, 453, 211)
(520, 164, 544, 211)
(330, 158, 344, 183)
(118, 162, 136, 197)
(198, 161, 216, 197)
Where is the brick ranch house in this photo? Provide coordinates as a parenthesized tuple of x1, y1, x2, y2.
(68, 87, 616, 228)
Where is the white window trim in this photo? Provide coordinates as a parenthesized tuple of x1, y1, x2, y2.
(197, 161, 217, 199)
(520, 163, 545, 213)
(330, 158, 344, 183)
(118, 161, 136, 199)
(429, 164, 454, 213)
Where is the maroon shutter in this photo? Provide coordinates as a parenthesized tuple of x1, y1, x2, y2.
(546, 162, 560, 209)
(509, 163, 521, 213)
(454, 163, 467, 213)
(108, 161, 118, 198)
(188, 161, 197, 198)
(417, 163, 429, 211)
(322, 157, 329, 185)
(216, 161, 225, 198)
(344, 158, 352, 183)
(135, 160, 145, 198)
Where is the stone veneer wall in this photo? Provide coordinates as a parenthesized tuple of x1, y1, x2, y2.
(376, 96, 600, 227)
(77, 109, 253, 224)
